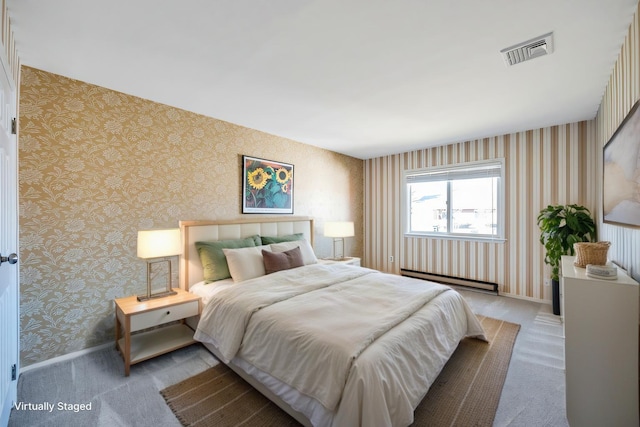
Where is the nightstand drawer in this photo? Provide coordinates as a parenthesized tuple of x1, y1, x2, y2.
(130, 300, 199, 332)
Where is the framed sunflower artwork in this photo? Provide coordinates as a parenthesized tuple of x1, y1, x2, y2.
(242, 155, 294, 214)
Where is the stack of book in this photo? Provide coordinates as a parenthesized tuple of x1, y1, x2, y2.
(586, 264, 618, 280)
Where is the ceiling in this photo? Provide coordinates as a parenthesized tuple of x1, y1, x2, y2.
(7, 0, 639, 159)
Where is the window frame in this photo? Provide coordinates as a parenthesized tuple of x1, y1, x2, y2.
(402, 158, 506, 242)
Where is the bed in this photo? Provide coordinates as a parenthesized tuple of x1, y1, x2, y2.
(179, 217, 486, 427)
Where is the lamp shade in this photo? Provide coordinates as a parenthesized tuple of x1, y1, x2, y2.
(137, 229, 181, 259)
(324, 221, 355, 238)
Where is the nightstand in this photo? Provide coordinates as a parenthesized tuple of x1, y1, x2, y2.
(115, 288, 200, 376)
(319, 257, 361, 267)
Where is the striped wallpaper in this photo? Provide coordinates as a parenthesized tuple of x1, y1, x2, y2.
(597, 2, 640, 283)
(365, 123, 597, 301)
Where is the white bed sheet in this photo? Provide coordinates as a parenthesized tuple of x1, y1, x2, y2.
(191, 278, 334, 426)
(189, 278, 234, 306)
(192, 264, 485, 427)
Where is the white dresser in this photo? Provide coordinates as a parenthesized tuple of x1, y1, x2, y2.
(561, 255, 639, 427)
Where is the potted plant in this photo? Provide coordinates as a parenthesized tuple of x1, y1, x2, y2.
(537, 204, 596, 315)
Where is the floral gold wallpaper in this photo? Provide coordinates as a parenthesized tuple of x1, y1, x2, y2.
(18, 66, 363, 366)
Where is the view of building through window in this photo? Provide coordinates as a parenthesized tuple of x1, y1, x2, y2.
(405, 160, 503, 239)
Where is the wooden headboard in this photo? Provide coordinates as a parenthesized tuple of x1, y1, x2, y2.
(179, 216, 314, 291)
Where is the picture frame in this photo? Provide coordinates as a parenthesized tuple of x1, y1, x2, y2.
(242, 155, 294, 214)
(603, 99, 640, 228)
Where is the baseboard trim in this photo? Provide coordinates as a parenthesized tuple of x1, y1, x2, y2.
(498, 291, 553, 305)
(20, 342, 113, 374)
(401, 269, 499, 294)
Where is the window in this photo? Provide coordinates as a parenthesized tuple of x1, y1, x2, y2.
(403, 159, 505, 241)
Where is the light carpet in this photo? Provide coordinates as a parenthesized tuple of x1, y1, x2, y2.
(161, 316, 520, 427)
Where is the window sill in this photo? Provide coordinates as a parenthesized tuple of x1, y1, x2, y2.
(404, 233, 506, 244)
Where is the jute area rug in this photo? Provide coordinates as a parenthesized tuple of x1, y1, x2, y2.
(161, 316, 519, 427)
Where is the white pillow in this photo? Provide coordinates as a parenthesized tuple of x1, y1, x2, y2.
(223, 245, 272, 282)
(270, 239, 318, 265)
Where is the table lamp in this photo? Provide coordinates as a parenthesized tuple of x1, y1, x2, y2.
(324, 221, 354, 260)
(137, 228, 181, 301)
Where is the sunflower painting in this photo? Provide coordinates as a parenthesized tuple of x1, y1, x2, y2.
(242, 155, 294, 214)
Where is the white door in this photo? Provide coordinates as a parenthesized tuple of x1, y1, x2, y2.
(0, 52, 19, 426)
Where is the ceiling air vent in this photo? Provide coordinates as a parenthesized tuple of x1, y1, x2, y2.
(500, 32, 554, 66)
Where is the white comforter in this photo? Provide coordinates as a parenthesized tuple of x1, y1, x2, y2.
(194, 264, 486, 427)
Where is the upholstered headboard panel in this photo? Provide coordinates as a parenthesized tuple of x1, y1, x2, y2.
(179, 217, 314, 290)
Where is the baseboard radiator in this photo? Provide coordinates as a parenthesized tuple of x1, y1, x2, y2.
(401, 269, 499, 294)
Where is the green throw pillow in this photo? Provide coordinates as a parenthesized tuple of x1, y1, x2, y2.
(260, 233, 304, 245)
(196, 235, 261, 282)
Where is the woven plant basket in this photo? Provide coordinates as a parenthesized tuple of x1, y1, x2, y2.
(573, 241, 611, 267)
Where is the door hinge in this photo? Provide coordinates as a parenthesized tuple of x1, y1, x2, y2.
(11, 118, 16, 135)
(11, 364, 16, 381)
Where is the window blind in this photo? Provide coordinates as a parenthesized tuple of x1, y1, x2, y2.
(406, 162, 502, 183)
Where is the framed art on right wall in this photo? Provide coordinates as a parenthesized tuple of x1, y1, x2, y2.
(603, 99, 640, 228)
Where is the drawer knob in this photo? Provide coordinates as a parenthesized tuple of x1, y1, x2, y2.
(166, 311, 170, 315)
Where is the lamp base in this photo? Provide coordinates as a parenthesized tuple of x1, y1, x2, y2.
(137, 290, 177, 302)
